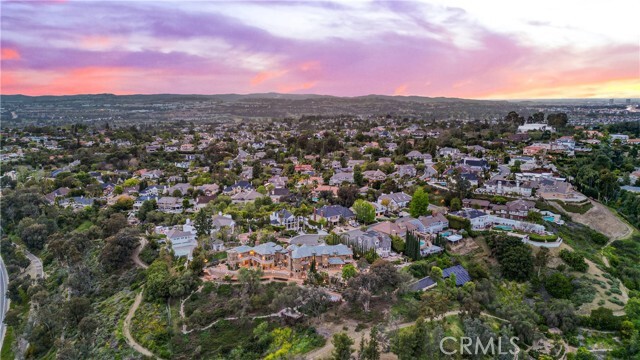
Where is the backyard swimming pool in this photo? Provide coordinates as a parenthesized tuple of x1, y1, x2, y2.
(494, 225, 513, 231)
(543, 216, 556, 222)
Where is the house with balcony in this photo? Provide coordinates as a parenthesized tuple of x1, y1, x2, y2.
(270, 209, 305, 232)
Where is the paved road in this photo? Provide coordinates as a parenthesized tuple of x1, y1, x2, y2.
(0, 256, 10, 351)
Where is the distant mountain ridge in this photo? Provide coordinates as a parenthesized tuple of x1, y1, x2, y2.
(1, 92, 502, 104)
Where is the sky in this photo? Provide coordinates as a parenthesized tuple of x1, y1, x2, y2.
(1, 0, 639, 99)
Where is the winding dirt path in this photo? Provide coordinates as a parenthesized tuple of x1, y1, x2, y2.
(132, 237, 149, 269)
(123, 289, 157, 359)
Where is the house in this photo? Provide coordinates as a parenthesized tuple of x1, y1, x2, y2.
(463, 199, 491, 210)
(227, 242, 353, 276)
(311, 185, 339, 201)
(363, 170, 387, 182)
(267, 175, 288, 189)
(180, 143, 195, 152)
(344, 229, 392, 258)
(449, 209, 545, 233)
(165, 228, 198, 259)
(167, 183, 192, 196)
(371, 221, 406, 237)
(460, 158, 489, 172)
(611, 134, 629, 143)
(377, 192, 412, 211)
(377, 157, 392, 165)
(517, 124, 555, 133)
(211, 213, 236, 233)
(45, 187, 71, 204)
(59, 196, 94, 210)
(269, 188, 291, 202)
(330, 172, 354, 185)
(313, 205, 355, 224)
(194, 195, 217, 211)
(421, 165, 439, 180)
(418, 213, 449, 234)
(371, 202, 387, 218)
(270, 209, 305, 232)
(134, 195, 159, 209)
(478, 179, 534, 197)
(438, 147, 461, 158)
(223, 180, 253, 194)
(138, 169, 163, 180)
(537, 178, 586, 202)
(410, 276, 437, 291)
(442, 265, 471, 286)
(198, 184, 220, 196)
(157, 196, 182, 213)
(211, 239, 225, 252)
(294, 164, 314, 174)
(394, 164, 417, 178)
(140, 185, 167, 197)
(407, 150, 431, 161)
(231, 190, 265, 203)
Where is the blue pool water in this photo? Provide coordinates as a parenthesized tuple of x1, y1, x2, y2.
(420, 240, 426, 246)
(543, 216, 555, 222)
(494, 225, 513, 231)
(441, 231, 452, 237)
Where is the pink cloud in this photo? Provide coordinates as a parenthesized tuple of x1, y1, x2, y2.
(1, 48, 20, 60)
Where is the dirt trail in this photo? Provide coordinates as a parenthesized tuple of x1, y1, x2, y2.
(123, 289, 157, 359)
(132, 237, 149, 269)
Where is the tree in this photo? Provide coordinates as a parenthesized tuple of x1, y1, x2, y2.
(331, 333, 354, 360)
(113, 196, 134, 211)
(353, 199, 375, 224)
(534, 247, 550, 278)
(404, 231, 421, 261)
(194, 209, 212, 237)
(391, 235, 405, 253)
(100, 213, 128, 237)
(545, 272, 573, 299)
(537, 299, 578, 333)
(559, 249, 588, 272)
(342, 264, 357, 280)
(359, 327, 380, 360)
(547, 113, 568, 128)
(100, 228, 140, 272)
(575, 347, 597, 360)
(145, 259, 172, 301)
(450, 197, 462, 211)
(137, 199, 157, 221)
(17, 218, 49, 251)
(354, 165, 364, 186)
(430, 266, 443, 280)
(487, 235, 533, 281)
(64, 297, 92, 325)
(337, 185, 359, 207)
(409, 187, 429, 217)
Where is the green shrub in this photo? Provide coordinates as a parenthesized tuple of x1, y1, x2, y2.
(559, 249, 588, 272)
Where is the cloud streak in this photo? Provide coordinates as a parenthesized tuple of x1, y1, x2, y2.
(1, 1, 638, 98)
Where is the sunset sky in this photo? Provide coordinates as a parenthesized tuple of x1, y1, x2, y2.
(2, 0, 639, 99)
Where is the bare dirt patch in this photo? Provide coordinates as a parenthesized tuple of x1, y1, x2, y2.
(550, 200, 633, 242)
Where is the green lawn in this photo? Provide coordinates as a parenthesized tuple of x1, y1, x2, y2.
(76, 220, 94, 231)
(1, 326, 16, 360)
